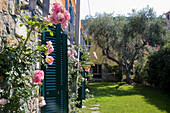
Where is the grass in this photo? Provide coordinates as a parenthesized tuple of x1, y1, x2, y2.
(79, 82, 170, 113)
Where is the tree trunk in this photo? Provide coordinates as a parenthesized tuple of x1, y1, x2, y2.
(125, 70, 133, 84)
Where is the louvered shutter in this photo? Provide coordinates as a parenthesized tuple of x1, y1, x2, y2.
(41, 24, 68, 113)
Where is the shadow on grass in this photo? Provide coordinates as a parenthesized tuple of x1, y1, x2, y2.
(89, 82, 170, 113)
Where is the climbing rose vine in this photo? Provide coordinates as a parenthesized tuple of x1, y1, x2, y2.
(0, 2, 69, 112)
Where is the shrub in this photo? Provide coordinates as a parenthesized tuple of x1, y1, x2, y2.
(134, 56, 148, 84)
(147, 43, 170, 92)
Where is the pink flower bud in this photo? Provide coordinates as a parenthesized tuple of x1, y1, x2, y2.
(39, 97, 46, 107)
(85, 68, 90, 73)
(46, 56, 54, 65)
(67, 51, 71, 55)
(0, 99, 7, 105)
(46, 41, 54, 55)
(72, 50, 77, 56)
(74, 62, 77, 67)
(70, 54, 75, 60)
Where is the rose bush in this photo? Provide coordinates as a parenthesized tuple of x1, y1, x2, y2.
(0, 2, 69, 112)
(67, 46, 93, 112)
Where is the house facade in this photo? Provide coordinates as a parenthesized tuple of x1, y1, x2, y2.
(165, 11, 170, 30)
(0, 0, 87, 112)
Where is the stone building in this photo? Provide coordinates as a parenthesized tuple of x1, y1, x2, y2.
(165, 11, 170, 30)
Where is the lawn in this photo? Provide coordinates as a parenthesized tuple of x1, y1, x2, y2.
(79, 82, 170, 113)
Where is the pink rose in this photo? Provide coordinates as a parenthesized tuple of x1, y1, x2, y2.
(39, 97, 46, 107)
(60, 5, 65, 13)
(80, 67, 83, 70)
(67, 51, 71, 55)
(0, 98, 7, 105)
(74, 62, 77, 67)
(46, 56, 54, 65)
(46, 15, 56, 24)
(40, 97, 44, 101)
(82, 78, 85, 81)
(33, 75, 42, 83)
(47, 45, 54, 55)
(51, 3, 61, 14)
(46, 41, 54, 54)
(61, 21, 68, 28)
(47, 2, 70, 28)
(70, 54, 75, 60)
(155, 44, 160, 51)
(33, 70, 44, 83)
(34, 70, 44, 80)
(46, 41, 52, 46)
(64, 11, 70, 20)
(57, 13, 65, 23)
(85, 68, 90, 73)
(72, 50, 77, 56)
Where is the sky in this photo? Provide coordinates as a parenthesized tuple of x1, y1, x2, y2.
(80, 0, 170, 20)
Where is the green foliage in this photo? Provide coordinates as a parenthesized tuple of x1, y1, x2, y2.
(105, 64, 122, 81)
(147, 43, 170, 92)
(0, 6, 53, 112)
(134, 56, 148, 84)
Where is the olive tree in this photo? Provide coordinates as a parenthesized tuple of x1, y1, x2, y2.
(87, 7, 168, 83)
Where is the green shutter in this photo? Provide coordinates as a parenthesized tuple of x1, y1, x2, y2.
(81, 70, 85, 100)
(41, 24, 68, 113)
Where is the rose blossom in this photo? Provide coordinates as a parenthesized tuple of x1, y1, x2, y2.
(47, 45, 54, 55)
(64, 11, 70, 20)
(46, 56, 54, 65)
(85, 68, 90, 73)
(46, 15, 56, 24)
(61, 20, 68, 28)
(39, 97, 46, 107)
(33, 75, 42, 83)
(67, 51, 71, 55)
(46, 3, 70, 28)
(33, 70, 44, 83)
(46, 41, 54, 54)
(46, 41, 52, 46)
(72, 50, 77, 56)
(34, 70, 44, 81)
(57, 12, 65, 23)
(82, 78, 85, 81)
(51, 3, 61, 13)
(0, 98, 7, 105)
(74, 62, 77, 67)
(70, 54, 75, 60)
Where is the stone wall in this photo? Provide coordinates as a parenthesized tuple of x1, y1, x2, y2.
(0, 0, 42, 112)
(0, 0, 15, 36)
